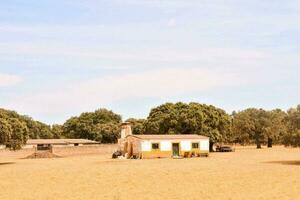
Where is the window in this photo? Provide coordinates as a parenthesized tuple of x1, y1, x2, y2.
(192, 143, 199, 149)
(152, 143, 160, 150)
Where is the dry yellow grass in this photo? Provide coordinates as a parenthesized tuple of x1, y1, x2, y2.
(0, 146, 300, 200)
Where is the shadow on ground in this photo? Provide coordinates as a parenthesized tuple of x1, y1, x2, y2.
(0, 162, 15, 166)
(265, 160, 300, 165)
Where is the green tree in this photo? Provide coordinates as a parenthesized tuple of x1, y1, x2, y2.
(266, 109, 287, 147)
(143, 102, 231, 151)
(6, 118, 29, 150)
(0, 118, 12, 147)
(51, 124, 64, 139)
(125, 118, 146, 135)
(0, 109, 30, 150)
(93, 123, 120, 143)
(62, 108, 122, 143)
(232, 111, 251, 145)
(34, 122, 53, 139)
(232, 108, 273, 148)
(0, 108, 53, 140)
(283, 105, 300, 147)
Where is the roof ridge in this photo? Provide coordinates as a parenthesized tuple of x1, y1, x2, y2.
(126, 134, 209, 140)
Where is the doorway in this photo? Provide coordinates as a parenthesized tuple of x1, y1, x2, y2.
(172, 143, 180, 157)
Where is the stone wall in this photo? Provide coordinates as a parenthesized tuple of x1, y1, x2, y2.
(0, 148, 35, 159)
(53, 144, 118, 157)
(0, 144, 118, 159)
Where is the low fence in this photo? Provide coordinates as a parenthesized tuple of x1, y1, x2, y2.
(0, 144, 118, 159)
(0, 148, 35, 159)
(53, 144, 118, 157)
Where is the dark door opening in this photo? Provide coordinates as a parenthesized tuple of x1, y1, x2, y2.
(172, 143, 180, 157)
(37, 144, 51, 151)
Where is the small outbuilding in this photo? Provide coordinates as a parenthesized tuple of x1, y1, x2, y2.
(118, 123, 209, 159)
(25, 139, 100, 151)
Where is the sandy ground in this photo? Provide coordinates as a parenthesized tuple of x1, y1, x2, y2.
(0, 146, 300, 200)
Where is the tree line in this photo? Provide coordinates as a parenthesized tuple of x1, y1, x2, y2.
(1, 103, 300, 150)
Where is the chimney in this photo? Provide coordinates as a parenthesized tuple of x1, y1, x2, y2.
(121, 122, 132, 139)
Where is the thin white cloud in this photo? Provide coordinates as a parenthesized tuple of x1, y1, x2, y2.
(4, 67, 245, 116)
(167, 18, 177, 27)
(1, 0, 299, 123)
(0, 73, 22, 87)
(0, 40, 272, 64)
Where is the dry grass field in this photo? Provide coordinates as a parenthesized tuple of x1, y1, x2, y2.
(0, 146, 300, 200)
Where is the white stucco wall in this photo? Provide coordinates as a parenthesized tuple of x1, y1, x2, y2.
(200, 139, 209, 151)
(180, 141, 191, 151)
(160, 141, 171, 151)
(141, 139, 209, 152)
(141, 141, 151, 151)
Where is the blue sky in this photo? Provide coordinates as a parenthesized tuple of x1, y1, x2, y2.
(0, 0, 300, 124)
